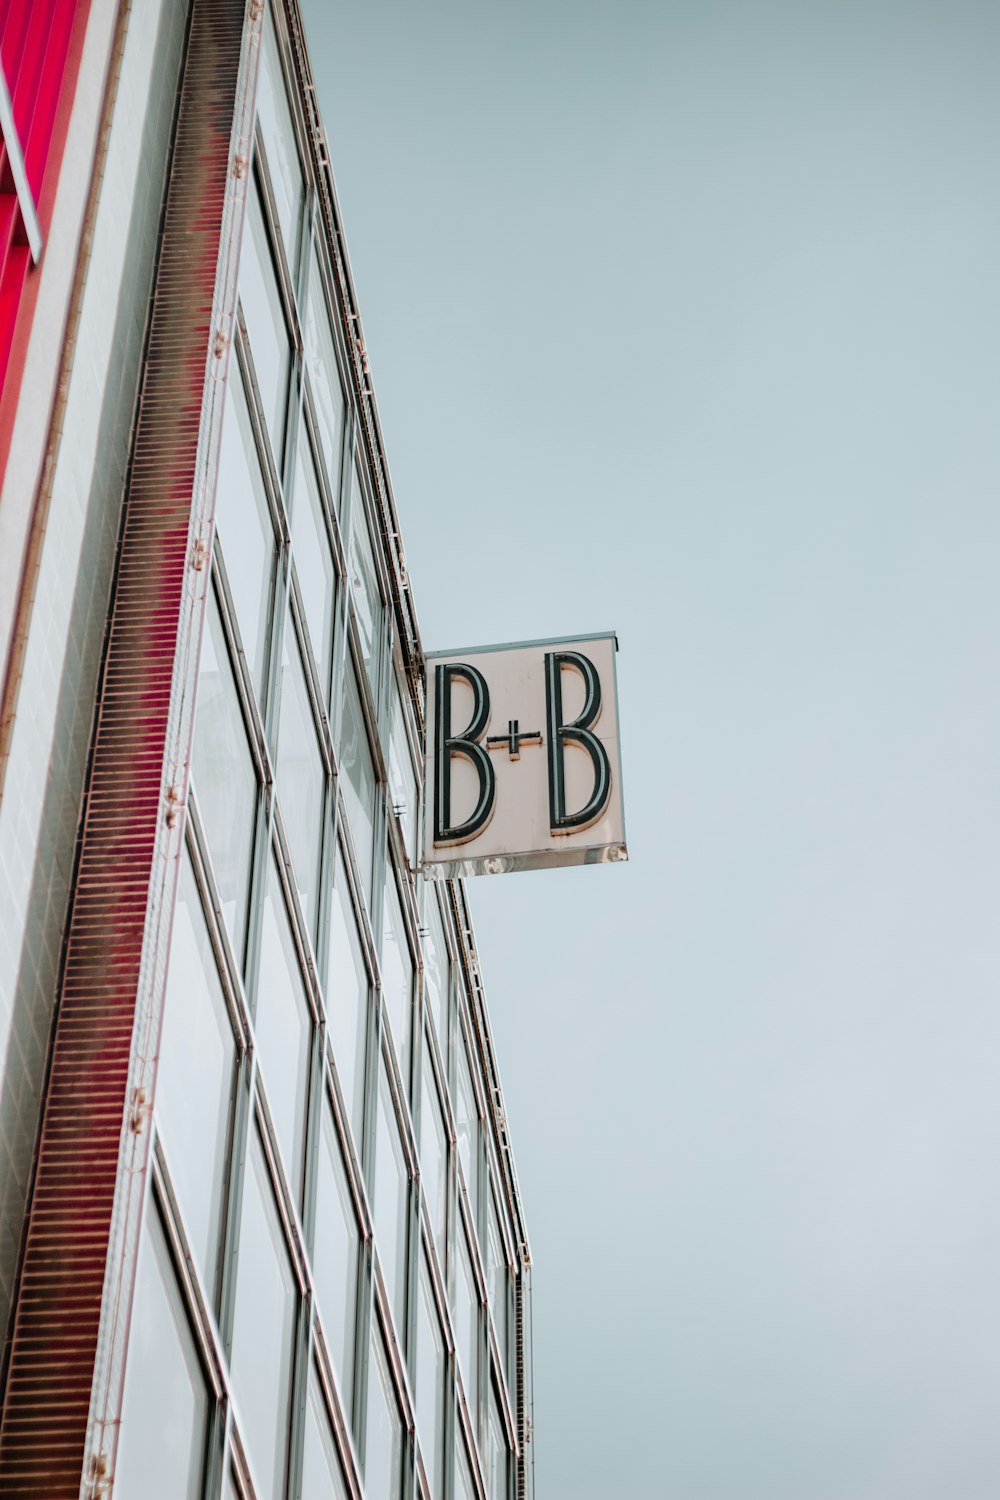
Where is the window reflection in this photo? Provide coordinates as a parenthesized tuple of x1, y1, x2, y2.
(381, 866, 413, 1095)
(257, 3, 303, 266)
(348, 465, 383, 696)
(373, 1059, 408, 1336)
(291, 433, 336, 697)
(230, 1129, 297, 1500)
(486, 1380, 509, 1500)
(115, 1205, 209, 1500)
(365, 1323, 403, 1500)
(453, 1219, 478, 1416)
(325, 850, 369, 1146)
(275, 630, 325, 934)
(420, 1055, 448, 1274)
(314, 1095, 359, 1396)
(415, 1254, 446, 1500)
(339, 662, 375, 897)
(241, 181, 290, 456)
(302, 1368, 349, 1500)
(487, 1193, 508, 1373)
(388, 686, 418, 867)
(192, 591, 257, 960)
(305, 246, 345, 499)
(156, 851, 235, 1307)
(215, 363, 275, 695)
(256, 856, 312, 1201)
(422, 893, 450, 1064)
(454, 1434, 476, 1500)
(455, 1032, 481, 1237)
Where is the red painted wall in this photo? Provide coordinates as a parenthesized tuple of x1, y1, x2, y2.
(0, 0, 93, 481)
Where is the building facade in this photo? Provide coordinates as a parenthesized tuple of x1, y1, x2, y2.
(0, 4, 533, 1500)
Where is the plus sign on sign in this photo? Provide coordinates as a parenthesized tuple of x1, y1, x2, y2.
(422, 633, 628, 878)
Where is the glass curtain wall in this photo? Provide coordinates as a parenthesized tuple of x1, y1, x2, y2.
(114, 6, 523, 1500)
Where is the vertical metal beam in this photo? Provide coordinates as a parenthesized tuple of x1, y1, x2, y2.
(0, 0, 256, 1493)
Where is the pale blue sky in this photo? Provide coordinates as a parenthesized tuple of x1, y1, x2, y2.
(300, 2, 1000, 1496)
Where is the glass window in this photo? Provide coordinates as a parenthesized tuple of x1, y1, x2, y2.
(256, 855, 312, 1200)
(305, 246, 345, 498)
(303, 1368, 350, 1500)
(275, 630, 325, 933)
(415, 1254, 446, 1500)
(422, 893, 450, 1063)
(241, 180, 290, 454)
(486, 1381, 509, 1500)
(115, 1205, 209, 1500)
(325, 850, 369, 1145)
(420, 1054, 448, 1274)
(339, 661, 375, 897)
(291, 433, 336, 695)
(314, 1094, 360, 1395)
(230, 1129, 297, 1500)
(455, 1434, 476, 1500)
(348, 465, 384, 695)
(156, 852, 236, 1307)
(215, 362, 275, 695)
(487, 1193, 508, 1369)
(381, 866, 413, 1094)
(455, 1032, 480, 1237)
(453, 1220, 478, 1414)
(192, 591, 258, 959)
(257, 3, 303, 265)
(374, 1059, 408, 1337)
(387, 685, 418, 867)
(365, 1323, 404, 1500)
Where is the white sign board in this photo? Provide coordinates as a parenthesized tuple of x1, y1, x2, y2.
(422, 633, 627, 878)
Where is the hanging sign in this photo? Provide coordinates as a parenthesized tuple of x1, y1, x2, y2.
(422, 633, 627, 877)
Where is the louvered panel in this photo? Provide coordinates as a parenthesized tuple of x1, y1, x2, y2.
(0, 0, 251, 1493)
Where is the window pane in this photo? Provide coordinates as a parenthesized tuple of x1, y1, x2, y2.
(314, 1095, 359, 1395)
(256, 856, 312, 1200)
(305, 247, 345, 499)
(230, 1130, 297, 1500)
(257, 4, 303, 265)
(453, 1221, 478, 1416)
(374, 1059, 408, 1337)
(303, 1369, 349, 1500)
(157, 852, 235, 1306)
(365, 1324, 403, 1500)
(276, 630, 325, 933)
(348, 467, 383, 695)
(422, 893, 449, 1063)
(381, 867, 413, 1094)
(455, 1034, 480, 1237)
(487, 1194, 508, 1370)
(455, 1434, 476, 1500)
(420, 1055, 448, 1274)
(387, 686, 418, 868)
(291, 434, 336, 695)
(216, 363, 275, 695)
(115, 1206, 209, 1500)
(486, 1382, 509, 1500)
(339, 662, 375, 896)
(241, 181, 290, 454)
(193, 593, 257, 958)
(415, 1255, 446, 1500)
(325, 850, 369, 1146)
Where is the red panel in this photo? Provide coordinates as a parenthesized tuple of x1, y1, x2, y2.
(0, 0, 91, 489)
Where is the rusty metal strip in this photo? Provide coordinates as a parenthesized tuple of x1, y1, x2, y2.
(0, 0, 257, 1493)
